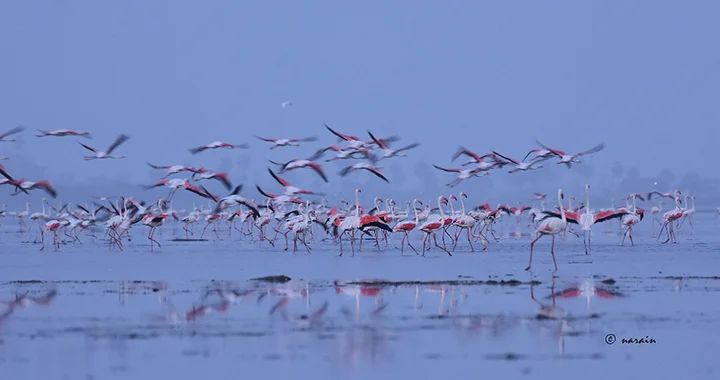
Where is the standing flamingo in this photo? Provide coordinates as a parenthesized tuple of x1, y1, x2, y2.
(678, 195, 696, 232)
(418, 196, 452, 257)
(526, 189, 567, 272)
(621, 194, 645, 246)
(392, 199, 422, 255)
(658, 190, 683, 244)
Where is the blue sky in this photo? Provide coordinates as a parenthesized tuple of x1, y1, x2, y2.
(0, 1, 718, 204)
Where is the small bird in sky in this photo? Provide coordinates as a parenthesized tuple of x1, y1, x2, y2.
(281, 102, 293, 108)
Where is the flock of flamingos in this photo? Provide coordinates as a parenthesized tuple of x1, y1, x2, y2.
(0, 124, 700, 272)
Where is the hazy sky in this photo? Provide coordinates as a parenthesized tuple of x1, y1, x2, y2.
(1, 1, 718, 205)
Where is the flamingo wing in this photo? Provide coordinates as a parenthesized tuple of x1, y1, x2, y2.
(78, 141, 99, 153)
(106, 134, 130, 154)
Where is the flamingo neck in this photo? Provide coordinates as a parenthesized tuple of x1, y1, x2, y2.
(437, 197, 446, 220)
(355, 191, 360, 217)
(585, 186, 590, 215)
(558, 191, 566, 222)
(413, 200, 420, 224)
(459, 196, 466, 215)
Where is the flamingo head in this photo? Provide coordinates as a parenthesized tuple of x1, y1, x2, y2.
(440, 196, 449, 205)
(459, 191, 467, 198)
(356, 188, 362, 194)
(559, 189, 565, 199)
(449, 195, 457, 201)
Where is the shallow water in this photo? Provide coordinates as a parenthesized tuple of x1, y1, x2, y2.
(0, 213, 718, 379)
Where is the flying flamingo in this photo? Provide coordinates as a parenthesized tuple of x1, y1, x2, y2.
(266, 168, 325, 197)
(392, 199, 423, 255)
(7, 179, 57, 198)
(78, 134, 130, 160)
(269, 155, 328, 183)
(366, 131, 419, 160)
(491, 151, 545, 173)
(36, 129, 91, 139)
(432, 165, 489, 187)
(188, 141, 249, 154)
(451, 147, 504, 167)
(339, 163, 390, 183)
(191, 168, 233, 191)
(315, 145, 372, 161)
(526, 189, 567, 272)
(0, 125, 25, 142)
(324, 123, 399, 150)
(254, 135, 317, 149)
(146, 162, 200, 178)
(418, 196, 452, 257)
(534, 140, 607, 168)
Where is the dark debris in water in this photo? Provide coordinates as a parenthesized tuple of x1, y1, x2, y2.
(250, 275, 292, 283)
(485, 352, 604, 361)
(343, 279, 539, 287)
(601, 278, 616, 285)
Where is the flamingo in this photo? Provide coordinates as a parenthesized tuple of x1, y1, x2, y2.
(418, 196, 452, 257)
(393, 199, 423, 255)
(77, 134, 130, 160)
(43, 220, 62, 251)
(451, 192, 482, 252)
(650, 201, 663, 235)
(525, 189, 567, 272)
(432, 165, 490, 187)
(266, 168, 325, 196)
(678, 196, 696, 232)
(36, 129, 91, 138)
(269, 155, 328, 183)
(191, 168, 233, 191)
(339, 163, 390, 183)
(188, 141, 248, 154)
(146, 162, 199, 178)
(366, 131, 419, 160)
(254, 135, 317, 149)
(658, 190, 683, 244)
(621, 194, 645, 246)
(534, 140, 607, 168)
(337, 189, 362, 256)
(491, 151, 545, 173)
(0, 125, 25, 142)
(7, 179, 57, 198)
(142, 200, 174, 251)
(315, 145, 372, 162)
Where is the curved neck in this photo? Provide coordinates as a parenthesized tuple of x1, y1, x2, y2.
(413, 200, 420, 224)
(558, 191, 566, 222)
(632, 196, 637, 212)
(373, 198, 381, 212)
(437, 197, 446, 220)
(448, 198, 456, 214)
(459, 196, 466, 215)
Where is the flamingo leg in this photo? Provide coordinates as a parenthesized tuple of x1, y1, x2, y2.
(628, 226, 634, 246)
(526, 234, 543, 271)
(550, 235, 558, 272)
(405, 232, 419, 255)
(433, 233, 452, 256)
